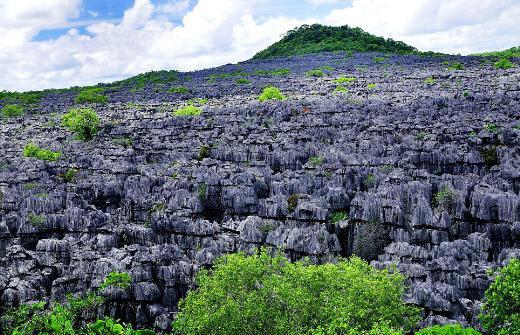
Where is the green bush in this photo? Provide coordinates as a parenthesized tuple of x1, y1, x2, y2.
(75, 88, 108, 104)
(448, 62, 465, 70)
(1, 104, 24, 118)
(23, 143, 61, 161)
(330, 211, 349, 223)
(287, 194, 299, 212)
(100, 271, 132, 290)
(480, 259, 520, 335)
(254, 68, 291, 76)
(172, 249, 420, 335)
(308, 156, 324, 167)
(306, 69, 325, 77)
(416, 324, 482, 335)
(0, 293, 104, 335)
(494, 58, 514, 69)
(434, 186, 456, 209)
(59, 168, 78, 182)
(424, 77, 436, 85)
(62, 108, 100, 141)
(173, 105, 202, 117)
(480, 146, 499, 168)
(168, 86, 190, 94)
(198, 145, 211, 161)
(335, 76, 356, 84)
(258, 86, 286, 102)
(367, 83, 377, 89)
(235, 78, 251, 84)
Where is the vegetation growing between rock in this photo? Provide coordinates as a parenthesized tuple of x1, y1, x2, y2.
(62, 108, 101, 141)
(172, 249, 421, 335)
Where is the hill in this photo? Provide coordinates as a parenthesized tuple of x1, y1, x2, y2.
(472, 46, 520, 58)
(253, 24, 418, 59)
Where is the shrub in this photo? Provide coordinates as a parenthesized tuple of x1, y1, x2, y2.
(306, 69, 325, 77)
(59, 168, 78, 182)
(494, 58, 514, 69)
(416, 324, 482, 335)
(173, 105, 202, 117)
(198, 145, 211, 161)
(308, 156, 324, 167)
(287, 194, 299, 212)
(448, 62, 465, 70)
(258, 86, 286, 102)
(28, 213, 46, 228)
(335, 85, 348, 93)
(480, 259, 520, 335)
(61, 108, 100, 141)
(172, 249, 420, 335)
(254, 68, 291, 76)
(168, 86, 190, 94)
(1, 104, 24, 118)
(480, 146, 499, 168)
(100, 271, 132, 290)
(335, 76, 356, 84)
(235, 78, 252, 84)
(416, 131, 428, 141)
(484, 123, 500, 133)
(364, 173, 376, 188)
(330, 211, 349, 223)
(197, 183, 207, 200)
(23, 143, 61, 161)
(367, 83, 377, 89)
(1, 292, 104, 335)
(75, 88, 108, 104)
(424, 77, 436, 85)
(434, 186, 456, 209)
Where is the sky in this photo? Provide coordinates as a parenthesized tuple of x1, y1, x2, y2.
(0, 0, 519, 91)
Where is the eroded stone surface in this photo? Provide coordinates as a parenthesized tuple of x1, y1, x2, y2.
(0, 52, 519, 330)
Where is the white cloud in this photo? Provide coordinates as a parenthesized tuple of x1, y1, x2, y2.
(0, 0, 309, 91)
(157, 0, 190, 15)
(324, 0, 520, 54)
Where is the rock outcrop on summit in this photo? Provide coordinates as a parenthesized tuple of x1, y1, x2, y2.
(0, 52, 519, 331)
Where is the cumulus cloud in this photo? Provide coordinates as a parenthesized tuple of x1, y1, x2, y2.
(325, 0, 520, 54)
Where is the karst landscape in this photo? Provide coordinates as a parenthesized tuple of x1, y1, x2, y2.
(0, 22, 519, 335)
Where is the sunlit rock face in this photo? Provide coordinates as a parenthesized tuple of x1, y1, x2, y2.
(0, 52, 519, 330)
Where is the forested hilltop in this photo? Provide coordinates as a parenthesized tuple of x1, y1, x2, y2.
(253, 24, 419, 59)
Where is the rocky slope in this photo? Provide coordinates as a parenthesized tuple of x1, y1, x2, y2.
(0, 52, 519, 332)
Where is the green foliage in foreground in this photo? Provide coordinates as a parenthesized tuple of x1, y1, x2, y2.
(1, 104, 24, 118)
(253, 24, 417, 59)
(258, 86, 286, 101)
(415, 324, 482, 335)
(473, 46, 520, 58)
(173, 105, 202, 117)
(23, 143, 61, 161)
(1, 274, 156, 335)
(75, 88, 108, 104)
(62, 108, 101, 141)
(172, 249, 421, 335)
(480, 259, 520, 335)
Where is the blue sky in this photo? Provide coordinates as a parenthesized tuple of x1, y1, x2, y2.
(0, 0, 518, 91)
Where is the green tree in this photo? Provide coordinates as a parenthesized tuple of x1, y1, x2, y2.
(480, 259, 520, 335)
(61, 108, 100, 141)
(172, 249, 420, 335)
